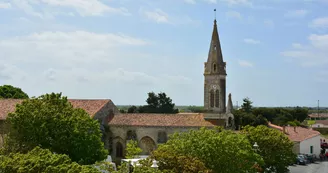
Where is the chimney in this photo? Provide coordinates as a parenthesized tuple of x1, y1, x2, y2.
(294, 126, 296, 132)
(283, 126, 286, 134)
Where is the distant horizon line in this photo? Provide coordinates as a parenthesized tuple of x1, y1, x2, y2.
(116, 105, 328, 109)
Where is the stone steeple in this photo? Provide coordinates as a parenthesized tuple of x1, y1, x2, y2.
(204, 18, 227, 113)
(226, 93, 233, 113)
(204, 19, 226, 75)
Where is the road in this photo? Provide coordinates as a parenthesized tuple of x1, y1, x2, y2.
(289, 161, 328, 173)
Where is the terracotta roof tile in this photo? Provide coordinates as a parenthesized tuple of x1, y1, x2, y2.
(268, 122, 320, 142)
(109, 113, 215, 127)
(314, 120, 328, 126)
(308, 113, 328, 118)
(0, 99, 111, 120)
(0, 99, 23, 120)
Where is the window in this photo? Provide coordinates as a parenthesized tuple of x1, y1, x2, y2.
(210, 90, 214, 108)
(214, 45, 217, 50)
(213, 64, 217, 72)
(158, 131, 167, 143)
(127, 130, 137, 141)
(116, 142, 123, 157)
(215, 89, 219, 107)
(310, 146, 313, 154)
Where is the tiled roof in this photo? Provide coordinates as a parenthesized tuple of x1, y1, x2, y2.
(314, 120, 328, 126)
(0, 99, 23, 120)
(268, 122, 321, 142)
(109, 113, 215, 127)
(308, 113, 328, 118)
(0, 99, 111, 120)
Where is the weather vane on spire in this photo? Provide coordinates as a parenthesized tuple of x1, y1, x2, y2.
(214, 8, 216, 20)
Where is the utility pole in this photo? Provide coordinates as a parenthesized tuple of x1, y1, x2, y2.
(318, 100, 320, 120)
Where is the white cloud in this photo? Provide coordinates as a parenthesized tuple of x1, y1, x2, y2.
(0, 31, 192, 104)
(309, 17, 328, 29)
(0, 63, 26, 81)
(284, 10, 308, 18)
(226, 11, 242, 19)
(220, 0, 251, 6)
(204, 0, 217, 3)
(264, 19, 274, 28)
(184, 0, 196, 4)
(243, 38, 260, 44)
(10, 0, 130, 18)
(292, 43, 303, 49)
(0, 2, 11, 8)
(0, 31, 149, 66)
(281, 34, 328, 66)
(139, 8, 170, 24)
(238, 60, 254, 67)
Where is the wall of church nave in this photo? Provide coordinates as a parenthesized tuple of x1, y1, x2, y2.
(109, 126, 200, 158)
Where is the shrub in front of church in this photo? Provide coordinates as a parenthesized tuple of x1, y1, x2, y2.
(0, 147, 100, 173)
(3, 93, 108, 165)
(242, 125, 295, 173)
(153, 127, 264, 173)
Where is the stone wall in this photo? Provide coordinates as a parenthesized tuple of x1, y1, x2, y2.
(94, 101, 119, 150)
(109, 126, 202, 159)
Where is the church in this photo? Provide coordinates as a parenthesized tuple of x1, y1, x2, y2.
(0, 18, 234, 160)
(107, 18, 235, 159)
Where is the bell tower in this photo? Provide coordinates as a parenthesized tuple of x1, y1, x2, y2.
(204, 14, 227, 113)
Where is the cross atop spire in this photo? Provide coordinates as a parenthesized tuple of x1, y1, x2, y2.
(214, 8, 216, 21)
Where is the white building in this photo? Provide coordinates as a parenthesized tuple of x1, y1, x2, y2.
(269, 123, 321, 156)
(312, 120, 328, 128)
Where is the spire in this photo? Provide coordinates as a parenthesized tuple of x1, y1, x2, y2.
(227, 93, 233, 113)
(204, 9, 226, 75)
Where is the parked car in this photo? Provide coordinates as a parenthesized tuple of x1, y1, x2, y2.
(304, 154, 316, 163)
(296, 155, 307, 165)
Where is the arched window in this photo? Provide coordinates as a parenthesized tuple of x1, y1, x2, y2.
(157, 131, 167, 143)
(213, 63, 217, 72)
(116, 142, 123, 158)
(127, 130, 137, 141)
(228, 117, 233, 127)
(140, 136, 156, 155)
(210, 90, 214, 108)
(214, 45, 217, 50)
(215, 89, 220, 107)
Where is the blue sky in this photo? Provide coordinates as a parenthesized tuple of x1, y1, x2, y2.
(0, 0, 327, 107)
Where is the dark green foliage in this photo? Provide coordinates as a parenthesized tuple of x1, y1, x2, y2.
(4, 93, 107, 164)
(185, 106, 206, 113)
(128, 106, 138, 113)
(241, 97, 253, 113)
(0, 147, 100, 173)
(0, 85, 29, 99)
(235, 97, 308, 128)
(153, 127, 263, 173)
(242, 126, 296, 173)
(252, 107, 308, 126)
(119, 109, 126, 113)
(127, 92, 178, 114)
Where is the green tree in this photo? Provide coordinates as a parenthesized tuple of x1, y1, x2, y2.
(0, 85, 29, 99)
(242, 125, 296, 173)
(241, 97, 253, 113)
(0, 147, 100, 173)
(144, 92, 178, 113)
(125, 140, 142, 159)
(128, 106, 138, 113)
(153, 127, 263, 173)
(4, 93, 107, 164)
(130, 92, 178, 114)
